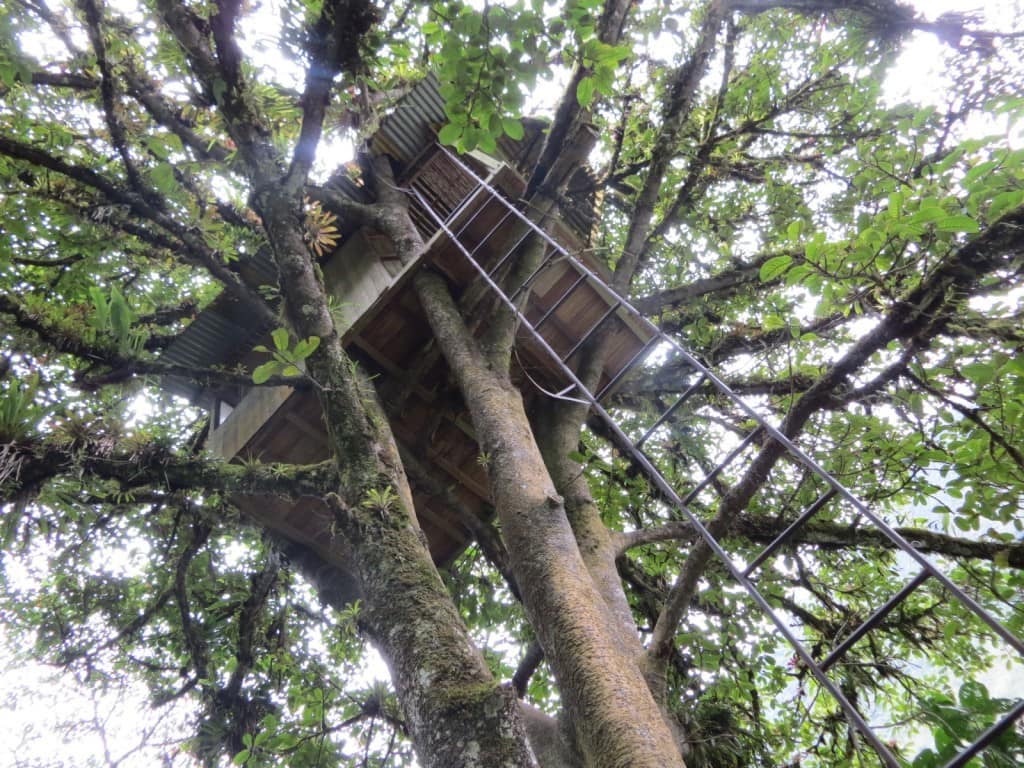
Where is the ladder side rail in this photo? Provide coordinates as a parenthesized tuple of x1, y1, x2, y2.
(943, 698, 1024, 768)
(595, 335, 662, 400)
(635, 374, 709, 449)
(680, 426, 762, 505)
(819, 569, 931, 671)
(561, 301, 622, 362)
(742, 488, 838, 577)
(410, 185, 904, 768)
(485, 222, 535, 277)
(438, 146, 1024, 658)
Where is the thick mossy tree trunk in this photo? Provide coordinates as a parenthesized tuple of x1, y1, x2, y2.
(265, 208, 536, 768)
(152, 4, 541, 764)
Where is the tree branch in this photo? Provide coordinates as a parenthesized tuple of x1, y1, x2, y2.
(0, 135, 277, 326)
(648, 204, 1024, 662)
(4, 440, 337, 505)
(616, 515, 1024, 570)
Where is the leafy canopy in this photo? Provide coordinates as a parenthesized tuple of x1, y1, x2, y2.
(1, 0, 1023, 766)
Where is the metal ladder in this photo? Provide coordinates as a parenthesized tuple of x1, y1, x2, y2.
(406, 145, 1024, 768)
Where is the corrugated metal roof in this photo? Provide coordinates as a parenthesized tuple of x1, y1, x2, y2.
(161, 293, 273, 402)
(160, 74, 598, 401)
(163, 77, 452, 399)
(371, 74, 447, 165)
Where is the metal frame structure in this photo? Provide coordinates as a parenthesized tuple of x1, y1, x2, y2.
(407, 146, 1023, 768)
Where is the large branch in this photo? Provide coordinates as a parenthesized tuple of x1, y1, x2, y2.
(616, 515, 1024, 570)
(284, 0, 376, 193)
(610, 1, 727, 293)
(78, 0, 149, 197)
(122, 68, 232, 165)
(0, 293, 304, 392)
(0, 135, 276, 326)
(632, 251, 784, 315)
(524, 0, 633, 197)
(4, 440, 337, 504)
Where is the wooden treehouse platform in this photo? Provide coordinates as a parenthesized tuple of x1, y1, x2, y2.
(202, 149, 651, 568)
(165, 79, 652, 571)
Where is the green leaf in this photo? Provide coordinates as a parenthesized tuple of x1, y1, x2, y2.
(962, 361, 996, 386)
(292, 336, 320, 360)
(576, 77, 595, 108)
(271, 328, 290, 352)
(232, 749, 250, 765)
(988, 190, 1024, 221)
(150, 163, 176, 195)
(909, 206, 946, 225)
(89, 286, 109, 329)
(272, 732, 299, 750)
(479, 131, 497, 154)
(109, 288, 132, 346)
(958, 680, 990, 711)
(759, 254, 793, 282)
(912, 747, 938, 768)
(934, 214, 979, 233)
(502, 117, 524, 140)
(784, 264, 813, 286)
(252, 361, 280, 384)
(438, 122, 462, 146)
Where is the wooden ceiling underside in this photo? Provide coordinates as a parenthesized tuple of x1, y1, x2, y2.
(220, 155, 653, 570)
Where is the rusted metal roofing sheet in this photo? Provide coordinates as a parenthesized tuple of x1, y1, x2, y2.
(370, 73, 447, 165)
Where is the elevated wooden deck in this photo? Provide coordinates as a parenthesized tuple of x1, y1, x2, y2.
(208, 150, 653, 567)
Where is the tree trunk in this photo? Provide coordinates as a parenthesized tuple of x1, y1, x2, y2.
(415, 268, 686, 768)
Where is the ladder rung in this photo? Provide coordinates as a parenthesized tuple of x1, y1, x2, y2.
(743, 488, 839, 577)
(681, 427, 763, 504)
(595, 335, 662, 401)
(467, 208, 515, 259)
(561, 301, 622, 362)
(535, 272, 588, 331)
(820, 569, 931, 671)
(486, 225, 535, 278)
(508, 251, 558, 302)
(635, 374, 709, 448)
(943, 698, 1024, 768)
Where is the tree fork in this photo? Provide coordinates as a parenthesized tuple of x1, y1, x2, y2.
(415, 267, 686, 768)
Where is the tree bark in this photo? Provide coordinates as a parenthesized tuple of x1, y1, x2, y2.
(415, 268, 686, 768)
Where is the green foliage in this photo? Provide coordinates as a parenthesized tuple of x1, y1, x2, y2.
(361, 486, 398, 514)
(88, 286, 143, 356)
(0, 372, 41, 441)
(252, 329, 320, 384)
(912, 682, 1024, 768)
(426, 0, 552, 152)
(427, 0, 632, 149)
(1, 0, 1024, 766)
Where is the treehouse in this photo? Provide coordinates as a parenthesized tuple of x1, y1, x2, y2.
(162, 75, 654, 569)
